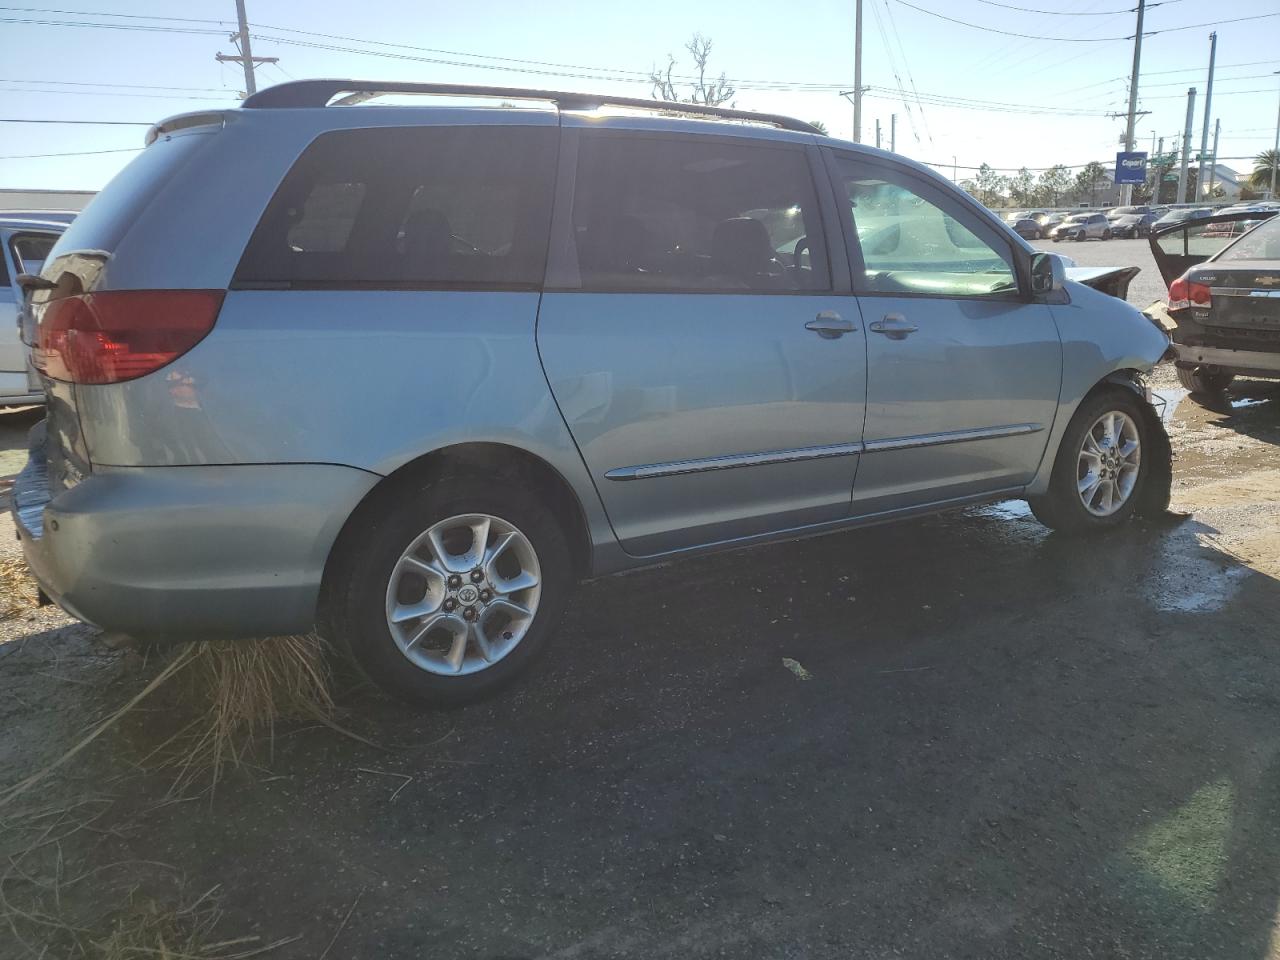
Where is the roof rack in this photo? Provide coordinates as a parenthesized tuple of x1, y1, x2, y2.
(239, 79, 821, 135)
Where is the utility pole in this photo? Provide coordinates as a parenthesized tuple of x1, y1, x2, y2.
(1121, 0, 1146, 205)
(1271, 70, 1280, 199)
(855, 0, 865, 142)
(952, 154, 958, 183)
(215, 0, 277, 97)
(875, 118, 881, 149)
(1207, 118, 1220, 199)
(890, 113, 896, 153)
(1196, 32, 1216, 199)
(1177, 87, 1196, 204)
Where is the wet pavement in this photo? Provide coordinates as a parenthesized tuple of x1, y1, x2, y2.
(1, 374, 1279, 958)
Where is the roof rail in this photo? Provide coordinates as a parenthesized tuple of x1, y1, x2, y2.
(240, 79, 821, 135)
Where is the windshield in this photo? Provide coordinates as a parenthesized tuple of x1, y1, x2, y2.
(1217, 215, 1280, 262)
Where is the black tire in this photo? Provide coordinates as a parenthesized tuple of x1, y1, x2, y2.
(1029, 388, 1153, 534)
(1176, 366, 1234, 395)
(325, 474, 573, 707)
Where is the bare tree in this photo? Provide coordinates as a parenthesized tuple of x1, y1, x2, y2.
(649, 34, 736, 107)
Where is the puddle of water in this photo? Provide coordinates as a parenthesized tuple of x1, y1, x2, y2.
(976, 499, 1033, 521)
(1151, 387, 1188, 426)
(1147, 531, 1253, 613)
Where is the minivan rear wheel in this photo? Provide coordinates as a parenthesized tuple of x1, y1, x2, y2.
(1029, 388, 1151, 533)
(327, 475, 571, 706)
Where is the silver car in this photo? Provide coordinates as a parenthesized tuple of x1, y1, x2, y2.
(1051, 212, 1112, 243)
(13, 81, 1172, 705)
(1, 217, 63, 407)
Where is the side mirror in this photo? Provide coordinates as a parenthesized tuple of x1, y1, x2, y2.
(1030, 252, 1066, 296)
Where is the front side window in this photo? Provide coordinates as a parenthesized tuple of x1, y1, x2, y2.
(236, 125, 558, 288)
(835, 159, 1016, 297)
(570, 134, 829, 293)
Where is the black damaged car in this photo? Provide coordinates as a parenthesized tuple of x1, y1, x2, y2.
(1149, 210, 1280, 398)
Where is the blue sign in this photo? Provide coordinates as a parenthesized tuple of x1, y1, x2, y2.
(1115, 151, 1148, 185)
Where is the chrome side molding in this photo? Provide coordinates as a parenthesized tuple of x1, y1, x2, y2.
(605, 423, 1044, 481)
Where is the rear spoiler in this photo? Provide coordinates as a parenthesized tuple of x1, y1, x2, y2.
(144, 111, 228, 146)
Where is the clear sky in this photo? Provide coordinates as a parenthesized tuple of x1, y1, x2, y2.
(1, 0, 1277, 191)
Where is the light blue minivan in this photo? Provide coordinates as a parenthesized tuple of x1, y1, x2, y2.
(13, 81, 1172, 704)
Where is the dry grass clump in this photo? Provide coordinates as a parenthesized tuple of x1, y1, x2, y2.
(0, 557, 37, 621)
(150, 634, 342, 793)
(1, 633, 361, 807)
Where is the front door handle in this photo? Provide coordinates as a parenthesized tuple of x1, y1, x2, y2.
(869, 313, 919, 340)
(805, 311, 856, 339)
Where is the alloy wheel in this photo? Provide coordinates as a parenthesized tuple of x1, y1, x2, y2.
(384, 513, 542, 676)
(1077, 411, 1141, 517)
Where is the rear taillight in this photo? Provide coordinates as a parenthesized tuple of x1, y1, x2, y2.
(1167, 276, 1211, 312)
(34, 290, 224, 385)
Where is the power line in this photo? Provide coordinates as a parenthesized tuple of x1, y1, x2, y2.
(0, 146, 141, 160)
(888, 1, 1277, 41)
(887, 0, 1135, 40)
(0, 117, 150, 125)
(0, 5, 230, 24)
(0, 79, 235, 92)
(967, 0, 1152, 15)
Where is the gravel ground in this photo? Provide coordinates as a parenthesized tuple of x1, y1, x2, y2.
(2, 345, 1280, 956)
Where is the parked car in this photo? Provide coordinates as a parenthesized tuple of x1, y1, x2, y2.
(12, 80, 1171, 705)
(1010, 217, 1044, 240)
(1, 217, 64, 407)
(1108, 212, 1159, 239)
(1152, 207, 1212, 230)
(1149, 209, 1280, 397)
(1051, 212, 1112, 242)
(1036, 212, 1065, 233)
(1107, 205, 1151, 218)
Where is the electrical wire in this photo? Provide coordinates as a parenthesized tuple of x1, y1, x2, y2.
(0, 146, 140, 160)
(887, 0, 1135, 40)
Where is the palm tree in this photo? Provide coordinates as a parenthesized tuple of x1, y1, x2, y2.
(809, 120, 829, 136)
(1249, 149, 1280, 189)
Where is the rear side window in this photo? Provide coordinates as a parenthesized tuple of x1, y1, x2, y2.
(236, 125, 558, 289)
(569, 133, 829, 293)
(10, 233, 59, 275)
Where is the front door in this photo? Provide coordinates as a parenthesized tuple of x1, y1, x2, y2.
(538, 129, 866, 556)
(826, 152, 1062, 514)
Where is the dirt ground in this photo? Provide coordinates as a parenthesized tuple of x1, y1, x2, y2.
(2, 247, 1280, 956)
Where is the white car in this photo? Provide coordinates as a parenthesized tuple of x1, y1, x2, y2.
(1, 217, 64, 407)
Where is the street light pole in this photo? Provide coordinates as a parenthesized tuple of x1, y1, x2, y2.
(1196, 31, 1217, 199)
(1177, 87, 1196, 204)
(1271, 70, 1280, 200)
(853, 0, 863, 143)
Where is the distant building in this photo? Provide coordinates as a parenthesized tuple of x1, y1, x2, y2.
(1196, 164, 1240, 200)
(0, 188, 95, 214)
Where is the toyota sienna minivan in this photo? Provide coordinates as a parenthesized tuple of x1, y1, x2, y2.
(13, 80, 1172, 705)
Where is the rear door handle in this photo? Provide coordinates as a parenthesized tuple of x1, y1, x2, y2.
(805, 311, 857, 339)
(869, 313, 919, 340)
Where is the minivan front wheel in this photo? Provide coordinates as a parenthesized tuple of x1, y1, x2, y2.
(328, 476, 571, 706)
(1029, 389, 1150, 533)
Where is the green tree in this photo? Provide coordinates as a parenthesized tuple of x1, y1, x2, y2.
(1035, 165, 1071, 206)
(1073, 161, 1107, 206)
(974, 163, 1007, 207)
(649, 34, 735, 106)
(1010, 167, 1035, 206)
(1249, 149, 1280, 190)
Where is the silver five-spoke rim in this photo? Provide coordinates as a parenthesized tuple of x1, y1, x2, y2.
(385, 513, 541, 676)
(1077, 410, 1141, 517)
